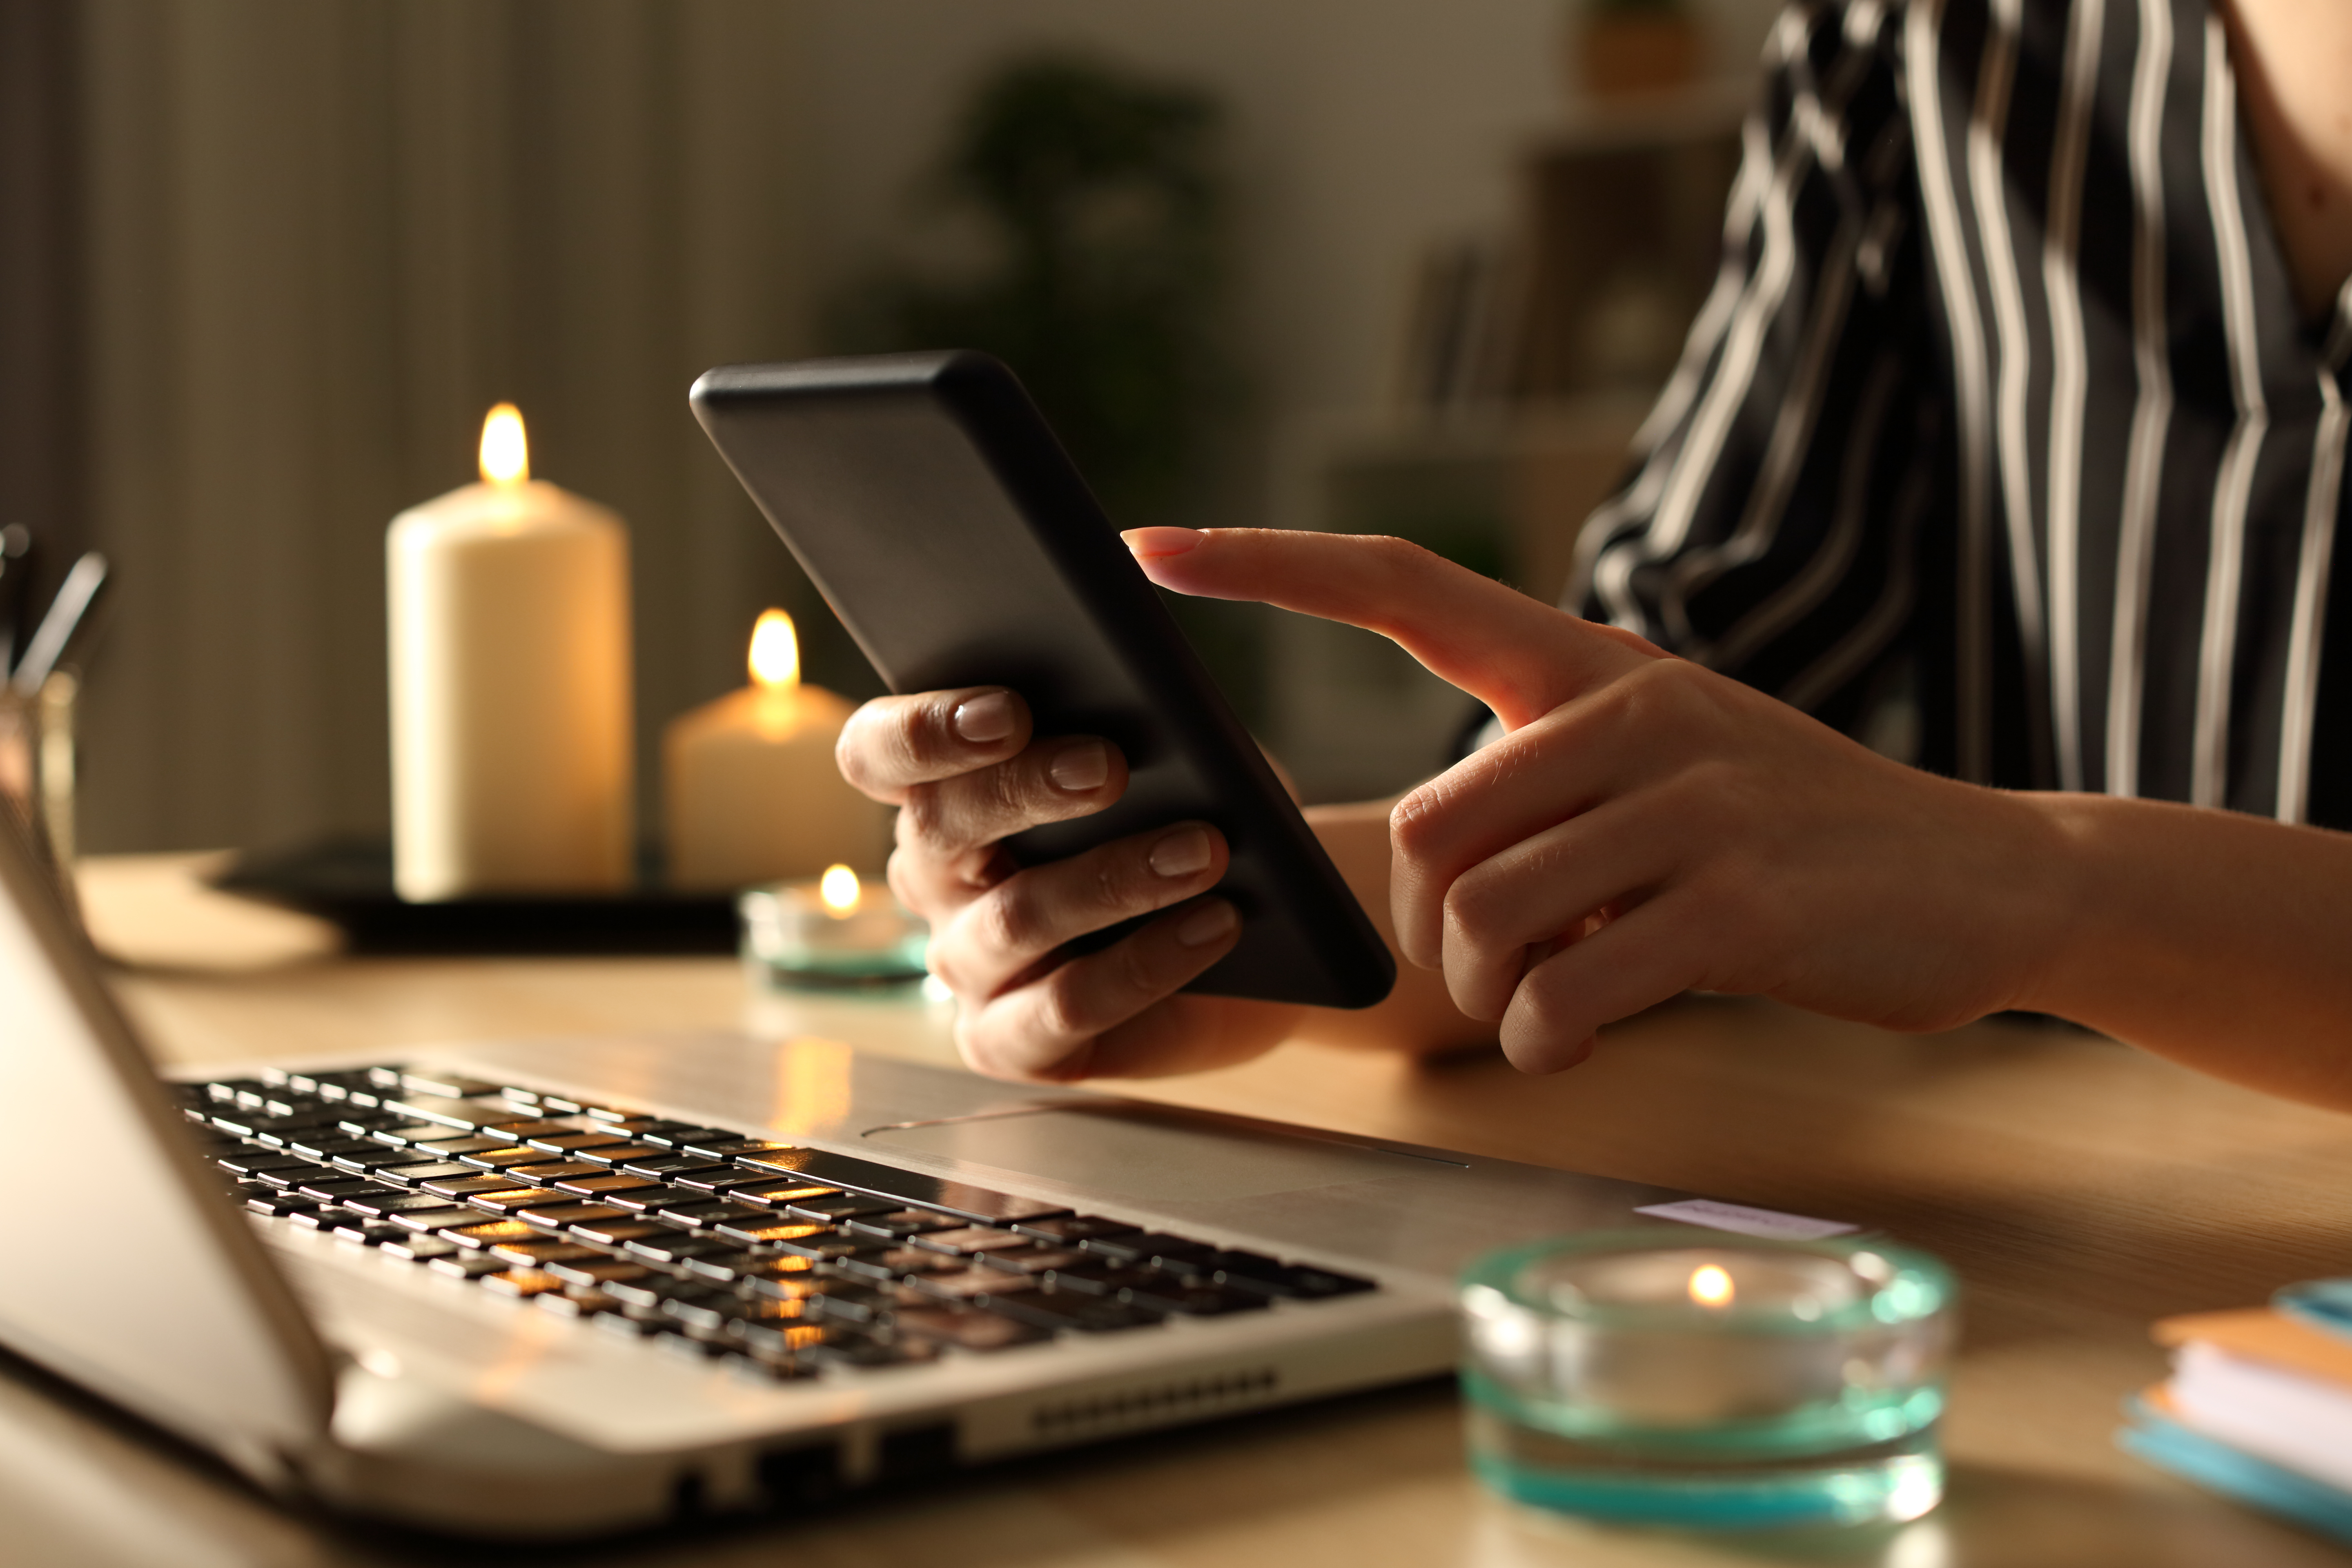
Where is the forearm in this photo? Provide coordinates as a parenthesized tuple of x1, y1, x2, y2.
(2019, 794, 2352, 1109)
(1291, 799, 1497, 1054)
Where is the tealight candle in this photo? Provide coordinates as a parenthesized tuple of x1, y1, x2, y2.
(664, 610, 890, 891)
(1459, 1230, 1955, 1530)
(387, 405, 633, 900)
(739, 864, 927, 986)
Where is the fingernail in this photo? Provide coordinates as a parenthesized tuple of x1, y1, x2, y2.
(1149, 825, 1213, 877)
(953, 692, 1016, 743)
(1048, 738, 1109, 791)
(1120, 526, 1203, 559)
(1176, 900, 1237, 947)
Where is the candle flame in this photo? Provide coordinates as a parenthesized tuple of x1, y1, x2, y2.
(479, 403, 529, 486)
(819, 864, 860, 916)
(1688, 1264, 1735, 1308)
(749, 609, 800, 692)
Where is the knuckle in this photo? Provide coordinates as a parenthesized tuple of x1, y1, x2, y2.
(1389, 786, 1445, 861)
(975, 882, 1044, 960)
(1442, 870, 1509, 951)
(897, 783, 949, 849)
(1033, 967, 1092, 1044)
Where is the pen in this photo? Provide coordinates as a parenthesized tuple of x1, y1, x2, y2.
(11, 552, 109, 696)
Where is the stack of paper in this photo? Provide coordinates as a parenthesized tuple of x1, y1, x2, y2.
(2120, 1280, 2352, 1545)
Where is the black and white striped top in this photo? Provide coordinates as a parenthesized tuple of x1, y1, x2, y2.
(1572, 0, 2352, 828)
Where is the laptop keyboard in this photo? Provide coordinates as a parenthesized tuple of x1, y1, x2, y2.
(176, 1065, 1376, 1382)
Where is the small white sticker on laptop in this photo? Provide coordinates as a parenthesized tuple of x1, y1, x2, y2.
(1634, 1199, 1858, 1241)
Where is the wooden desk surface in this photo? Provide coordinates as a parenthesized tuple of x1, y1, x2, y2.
(15, 853, 2352, 1567)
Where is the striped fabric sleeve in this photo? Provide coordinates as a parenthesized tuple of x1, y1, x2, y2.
(1570, 1, 1948, 740)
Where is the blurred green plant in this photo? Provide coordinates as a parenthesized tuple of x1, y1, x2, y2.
(834, 54, 1236, 531)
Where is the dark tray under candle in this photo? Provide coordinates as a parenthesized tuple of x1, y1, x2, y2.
(210, 837, 740, 956)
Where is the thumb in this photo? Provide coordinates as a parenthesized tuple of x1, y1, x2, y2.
(1124, 527, 1659, 729)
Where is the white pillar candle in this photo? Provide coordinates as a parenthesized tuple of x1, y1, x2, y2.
(663, 609, 889, 890)
(388, 404, 633, 901)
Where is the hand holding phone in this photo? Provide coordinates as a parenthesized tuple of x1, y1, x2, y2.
(690, 352, 1394, 1080)
(833, 682, 1316, 1079)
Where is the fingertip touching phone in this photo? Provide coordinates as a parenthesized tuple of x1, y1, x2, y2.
(690, 351, 1395, 1009)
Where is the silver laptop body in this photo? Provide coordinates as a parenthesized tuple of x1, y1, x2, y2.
(0, 813, 1701, 1539)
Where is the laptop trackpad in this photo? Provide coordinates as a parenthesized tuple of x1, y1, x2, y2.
(863, 1103, 1452, 1204)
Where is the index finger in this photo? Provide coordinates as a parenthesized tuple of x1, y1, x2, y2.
(1123, 528, 1663, 730)
(835, 687, 1032, 802)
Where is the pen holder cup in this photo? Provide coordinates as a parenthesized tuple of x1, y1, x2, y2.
(0, 671, 80, 907)
(1459, 1230, 1957, 1531)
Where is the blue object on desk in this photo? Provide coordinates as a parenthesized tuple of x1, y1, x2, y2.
(2274, 1279, 2352, 1342)
(2118, 1401, 2352, 1548)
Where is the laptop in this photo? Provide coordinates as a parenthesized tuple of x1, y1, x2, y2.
(0, 809, 1717, 1539)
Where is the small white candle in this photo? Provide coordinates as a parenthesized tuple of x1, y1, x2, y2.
(387, 404, 634, 901)
(663, 610, 889, 890)
(739, 864, 929, 983)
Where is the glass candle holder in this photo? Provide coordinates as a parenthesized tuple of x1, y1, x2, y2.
(739, 866, 928, 987)
(1459, 1230, 1956, 1531)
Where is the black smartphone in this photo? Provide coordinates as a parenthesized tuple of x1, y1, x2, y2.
(690, 351, 1395, 1009)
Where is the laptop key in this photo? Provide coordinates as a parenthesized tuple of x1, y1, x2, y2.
(479, 1268, 568, 1298)
(343, 1189, 472, 1218)
(833, 1247, 962, 1283)
(679, 1137, 797, 1161)
(389, 1206, 487, 1232)
(498, 1162, 607, 1186)
(245, 1192, 325, 1218)
(537, 1290, 613, 1320)
(634, 1125, 733, 1149)
(680, 1250, 771, 1285)
(843, 1209, 967, 1240)
(444, 1219, 544, 1250)
(982, 1287, 1163, 1333)
(1011, 1215, 1144, 1245)
(567, 1218, 668, 1247)
(382, 1235, 461, 1262)
(330, 1147, 442, 1174)
(368, 1123, 486, 1147)
(569, 1143, 668, 1167)
(552, 1172, 661, 1198)
(664, 1200, 773, 1231)
(521, 1130, 630, 1154)
(332, 1223, 411, 1247)
(902, 1267, 1007, 1303)
(1110, 1275, 1271, 1317)
(781, 1193, 899, 1223)
(421, 1172, 536, 1198)
(669, 1170, 789, 1195)
(512, 1201, 630, 1227)
(288, 1135, 382, 1161)
(976, 1247, 1090, 1276)
(598, 1188, 708, 1214)
(1076, 1232, 1214, 1267)
(297, 1176, 392, 1202)
(708, 1182, 840, 1209)
(488, 1241, 607, 1268)
(891, 1305, 1051, 1351)
(736, 1149, 1071, 1226)
(215, 1151, 315, 1178)
(465, 1187, 566, 1214)
(430, 1252, 512, 1280)
(909, 1226, 1037, 1257)
(545, 1258, 652, 1288)
(396, 1070, 503, 1099)
(713, 1219, 850, 1252)
(619, 1155, 731, 1179)
(623, 1233, 742, 1266)
(1196, 1252, 1378, 1299)
(456, 1146, 569, 1170)
(375, 1161, 481, 1187)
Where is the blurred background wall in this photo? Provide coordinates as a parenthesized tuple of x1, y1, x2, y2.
(75, 0, 815, 855)
(40, 0, 1783, 856)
